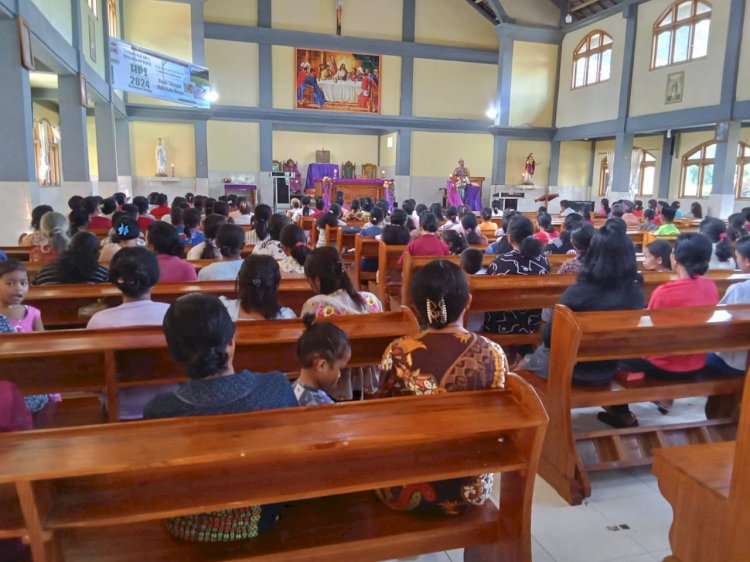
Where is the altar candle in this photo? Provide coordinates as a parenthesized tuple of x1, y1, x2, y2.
(333, 168, 338, 179)
(171, 163, 175, 177)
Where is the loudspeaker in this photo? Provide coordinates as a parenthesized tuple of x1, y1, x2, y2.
(272, 173, 291, 211)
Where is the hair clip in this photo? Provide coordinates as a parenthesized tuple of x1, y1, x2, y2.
(425, 297, 448, 326)
(295, 241, 304, 247)
(720, 232, 728, 240)
(251, 278, 262, 287)
(117, 224, 129, 237)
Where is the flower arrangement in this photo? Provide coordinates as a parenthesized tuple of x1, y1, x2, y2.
(321, 176, 333, 210)
(383, 179, 395, 212)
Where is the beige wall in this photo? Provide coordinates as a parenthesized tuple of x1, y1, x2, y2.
(32, 0, 73, 44)
(503, 0, 560, 27)
(125, 0, 193, 106)
(80, 0, 106, 78)
(87, 116, 98, 178)
(412, 59, 497, 119)
(130, 122, 196, 177)
(557, 14, 626, 128)
(272, 131, 379, 172)
(738, 1, 750, 101)
(32, 103, 59, 126)
(272, 0, 402, 39)
(415, 0, 498, 49)
(630, 0, 730, 117)
(272, 45, 294, 110)
(411, 132, 493, 179)
(509, 42, 558, 128)
(207, 121, 260, 171)
(558, 141, 592, 187)
(506, 140, 551, 186)
(592, 139, 615, 196)
(381, 56, 402, 116)
(205, 40, 259, 107)
(204, 0, 258, 26)
(379, 133, 398, 168)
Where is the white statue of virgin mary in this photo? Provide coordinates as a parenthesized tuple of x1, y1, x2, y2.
(156, 138, 167, 176)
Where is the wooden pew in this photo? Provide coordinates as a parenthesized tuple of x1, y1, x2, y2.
(520, 303, 750, 506)
(0, 247, 31, 261)
(353, 234, 380, 290)
(0, 308, 420, 423)
(400, 253, 494, 306)
(0, 379, 548, 562)
(25, 279, 315, 328)
(369, 241, 407, 309)
(653, 366, 750, 562)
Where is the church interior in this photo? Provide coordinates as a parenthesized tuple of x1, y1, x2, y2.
(0, 0, 749, 561)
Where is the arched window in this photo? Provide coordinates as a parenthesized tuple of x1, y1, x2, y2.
(652, 1, 711, 68)
(572, 30, 613, 89)
(108, 0, 118, 38)
(680, 140, 750, 198)
(598, 148, 657, 197)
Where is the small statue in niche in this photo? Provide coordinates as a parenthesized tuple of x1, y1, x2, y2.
(156, 138, 167, 177)
(522, 153, 537, 185)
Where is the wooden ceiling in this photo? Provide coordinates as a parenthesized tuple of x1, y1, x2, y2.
(465, 0, 624, 25)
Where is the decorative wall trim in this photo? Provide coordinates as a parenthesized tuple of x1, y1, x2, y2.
(203, 23, 498, 65)
(554, 119, 621, 141)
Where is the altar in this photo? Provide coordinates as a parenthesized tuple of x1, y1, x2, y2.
(314, 178, 389, 206)
(442, 176, 485, 211)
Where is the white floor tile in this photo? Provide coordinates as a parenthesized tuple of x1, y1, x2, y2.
(532, 501, 648, 562)
(586, 470, 655, 503)
(532, 538, 557, 562)
(443, 548, 464, 562)
(380, 552, 452, 562)
(650, 549, 672, 561)
(588, 492, 673, 552)
(608, 555, 659, 562)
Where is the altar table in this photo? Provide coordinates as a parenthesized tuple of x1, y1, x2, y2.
(315, 178, 389, 207)
(318, 79, 361, 103)
(305, 164, 340, 191)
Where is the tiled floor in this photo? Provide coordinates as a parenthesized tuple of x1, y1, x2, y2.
(382, 398, 712, 562)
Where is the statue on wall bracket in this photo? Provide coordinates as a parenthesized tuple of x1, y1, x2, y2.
(522, 153, 537, 185)
(156, 138, 167, 177)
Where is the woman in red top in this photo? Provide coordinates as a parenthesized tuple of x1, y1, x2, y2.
(150, 193, 172, 219)
(600, 233, 719, 428)
(398, 212, 449, 266)
(533, 213, 559, 245)
(147, 222, 198, 282)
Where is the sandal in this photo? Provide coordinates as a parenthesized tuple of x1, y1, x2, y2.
(653, 400, 673, 415)
(597, 407, 639, 429)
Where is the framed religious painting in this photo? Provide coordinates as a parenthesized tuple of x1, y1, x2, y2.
(17, 16, 35, 70)
(665, 71, 684, 104)
(294, 48, 381, 114)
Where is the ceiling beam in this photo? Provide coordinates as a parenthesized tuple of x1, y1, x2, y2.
(464, 0, 499, 24)
(484, 0, 515, 24)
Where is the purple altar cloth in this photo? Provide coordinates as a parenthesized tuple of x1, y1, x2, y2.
(305, 164, 340, 190)
(331, 178, 385, 185)
(446, 180, 463, 207)
(464, 184, 482, 211)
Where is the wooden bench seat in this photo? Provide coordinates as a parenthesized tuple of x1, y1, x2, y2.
(651, 362, 750, 561)
(0, 309, 420, 422)
(0, 380, 548, 562)
(353, 234, 379, 290)
(524, 304, 750, 506)
(24, 279, 314, 328)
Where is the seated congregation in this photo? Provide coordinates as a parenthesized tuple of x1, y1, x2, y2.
(1, 190, 749, 561)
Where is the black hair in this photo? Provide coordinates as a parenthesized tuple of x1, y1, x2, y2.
(269, 213, 292, 241)
(315, 198, 325, 211)
(442, 230, 468, 255)
(580, 220, 641, 289)
(481, 207, 492, 221)
(68, 208, 90, 235)
(147, 192, 159, 206)
(301, 195, 311, 207)
(237, 254, 283, 319)
(634, 200, 643, 211)
(57, 231, 101, 283)
(401, 200, 416, 215)
(329, 203, 343, 219)
(643, 208, 656, 221)
(216, 224, 245, 258)
(389, 208, 407, 227)
(562, 212, 584, 232)
(194, 195, 206, 212)
(537, 206, 547, 215)
(112, 215, 140, 242)
(183, 208, 201, 231)
(445, 206, 458, 221)
(410, 260, 469, 329)
(304, 246, 365, 310)
(660, 206, 676, 222)
(560, 199, 570, 210)
(382, 224, 410, 245)
(501, 209, 517, 233)
(30, 205, 53, 230)
(700, 217, 733, 262)
(362, 197, 373, 212)
(570, 223, 595, 259)
(205, 198, 216, 215)
(335, 191, 344, 206)
(212, 201, 229, 218)
(430, 203, 444, 221)
(200, 214, 228, 259)
(600, 198, 610, 213)
(68, 195, 84, 210)
(420, 212, 439, 233)
(252, 204, 272, 241)
(736, 237, 750, 261)
(297, 314, 351, 368)
(461, 212, 478, 232)
(415, 203, 427, 216)
(350, 199, 361, 211)
(119, 204, 138, 218)
(460, 247, 484, 274)
(156, 193, 168, 206)
(132, 196, 149, 214)
(185, 192, 194, 205)
(170, 206, 184, 227)
(646, 240, 673, 271)
(537, 213, 554, 233)
(673, 233, 712, 278)
(317, 210, 340, 230)
(238, 200, 252, 216)
(163, 294, 235, 380)
(648, 199, 657, 209)
(171, 197, 186, 209)
(101, 198, 117, 216)
(147, 222, 184, 257)
(611, 203, 624, 218)
(113, 192, 127, 206)
(369, 207, 384, 225)
(727, 213, 749, 243)
(508, 215, 543, 258)
(280, 223, 311, 266)
(108, 246, 160, 297)
(742, 207, 750, 223)
(671, 200, 681, 209)
(690, 202, 703, 219)
(0, 259, 27, 279)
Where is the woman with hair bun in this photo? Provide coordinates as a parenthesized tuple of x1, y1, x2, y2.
(378, 259, 508, 515)
(197, 224, 245, 281)
(700, 216, 735, 270)
(484, 214, 550, 334)
(30, 211, 70, 263)
(278, 224, 310, 278)
(147, 222, 197, 282)
(143, 293, 297, 542)
(221, 254, 297, 321)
